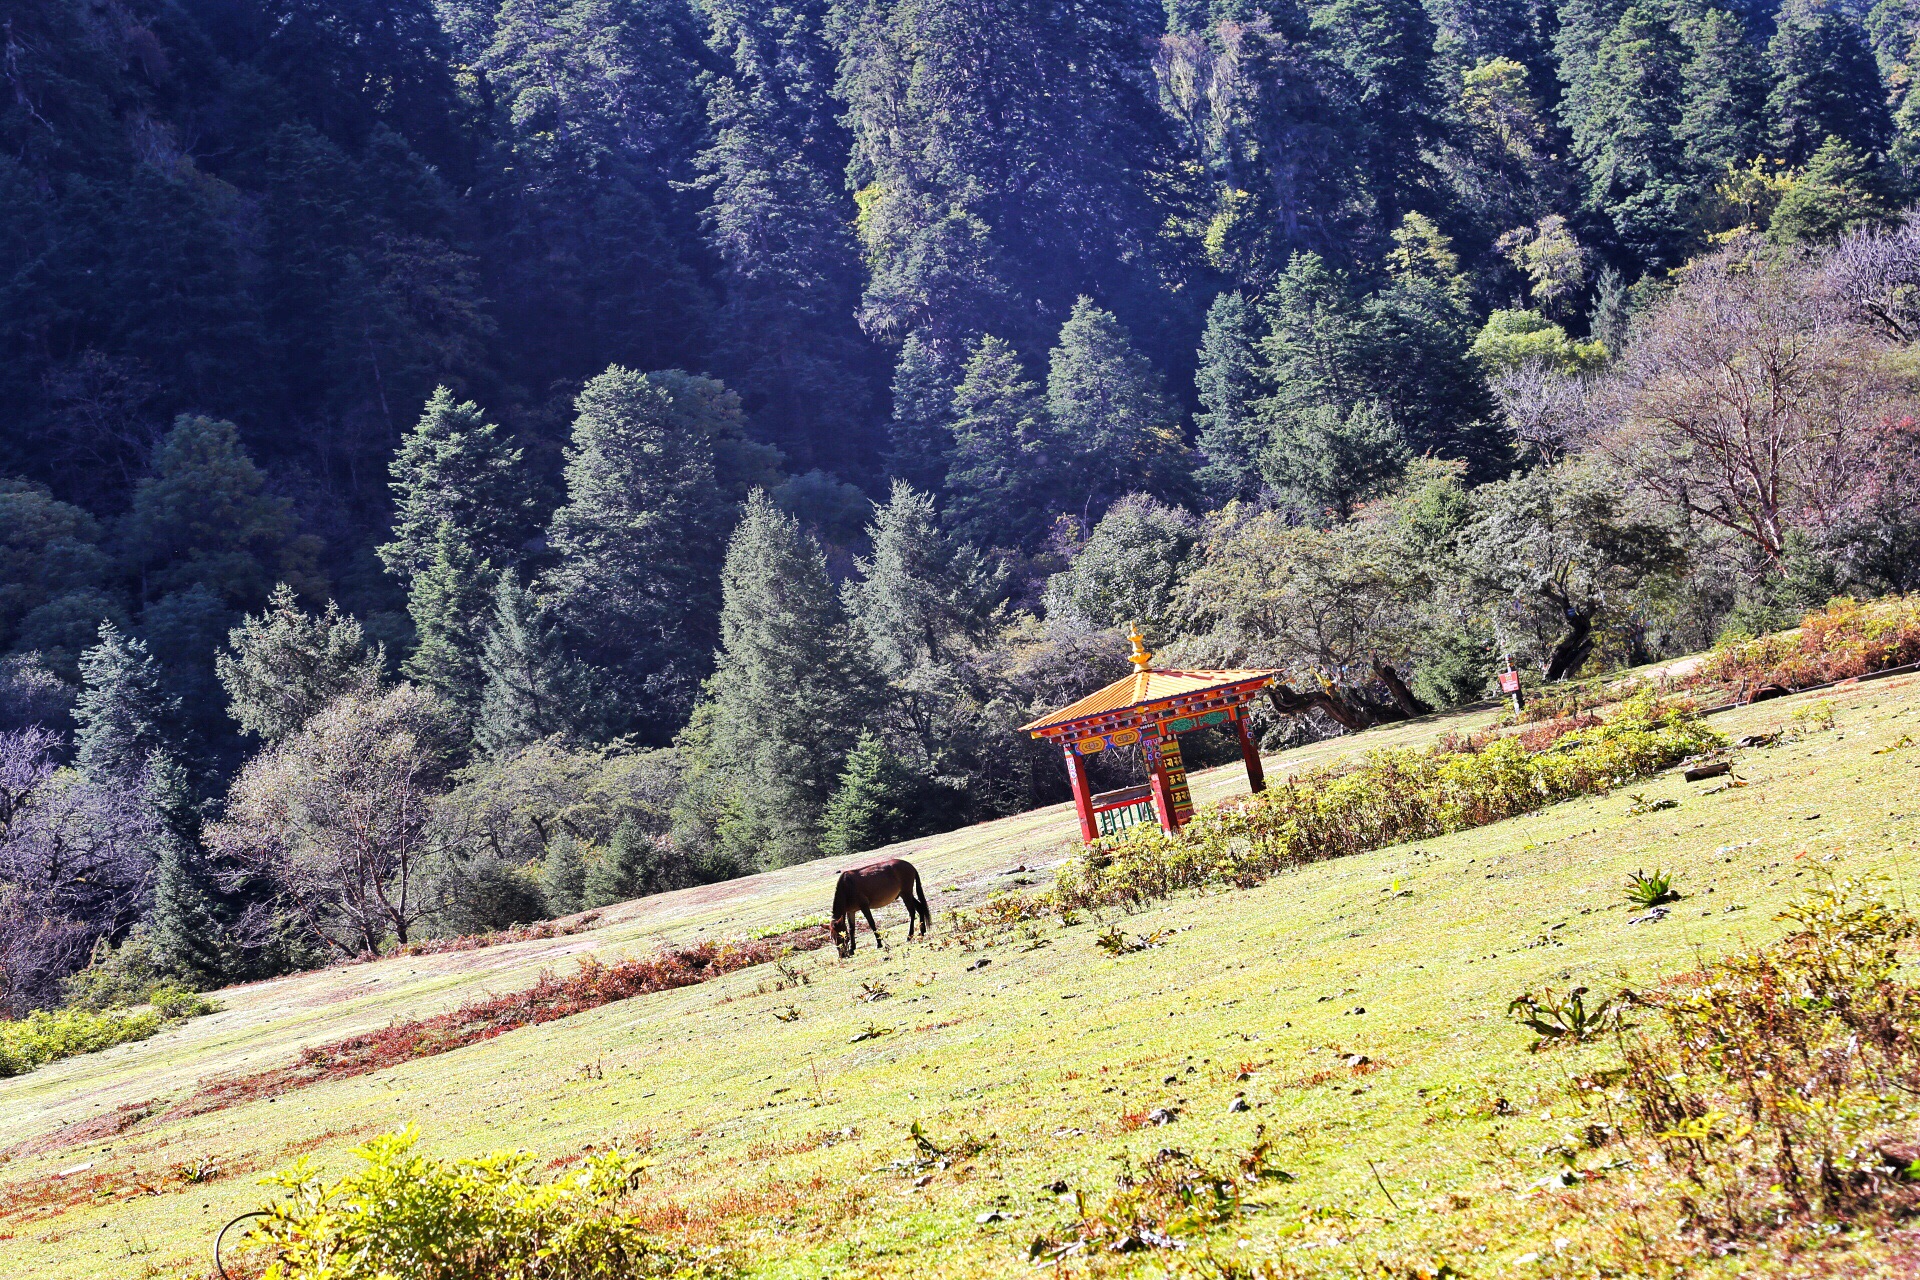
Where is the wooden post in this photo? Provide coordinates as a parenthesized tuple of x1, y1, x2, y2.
(1064, 744, 1098, 843)
(1144, 736, 1180, 834)
(1234, 711, 1266, 794)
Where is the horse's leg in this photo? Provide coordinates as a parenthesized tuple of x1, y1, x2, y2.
(863, 905, 882, 948)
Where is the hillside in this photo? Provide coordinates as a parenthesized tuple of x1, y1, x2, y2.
(5, 674, 1919, 1278)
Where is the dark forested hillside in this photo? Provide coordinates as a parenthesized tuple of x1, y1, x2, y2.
(3, 0, 1918, 1007)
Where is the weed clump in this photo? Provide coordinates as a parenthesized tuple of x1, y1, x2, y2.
(1058, 695, 1720, 913)
(1701, 595, 1920, 695)
(1507, 986, 1626, 1050)
(237, 1125, 719, 1279)
(1623, 867, 1679, 907)
(1620, 881, 1920, 1240)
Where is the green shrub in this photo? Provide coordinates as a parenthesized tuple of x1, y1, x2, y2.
(241, 1127, 716, 1279)
(1057, 694, 1722, 913)
(0, 1006, 163, 1077)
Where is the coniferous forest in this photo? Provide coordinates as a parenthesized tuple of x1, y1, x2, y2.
(3, 0, 1918, 1008)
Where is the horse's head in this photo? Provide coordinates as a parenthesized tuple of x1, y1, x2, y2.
(830, 914, 852, 957)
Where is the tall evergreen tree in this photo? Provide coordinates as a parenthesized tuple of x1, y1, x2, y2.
(379, 387, 536, 583)
(884, 334, 962, 493)
(846, 481, 1003, 679)
(1678, 7, 1770, 174)
(1193, 291, 1269, 504)
(1768, 7, 1894, 165)
(216, 584, 385, 745)
(476, 571, 584, 756)
(944, 336, 1061, 549)
(1045, 298, 1190, 518)
(74, 623, 184, 783)
(819, 731, 952, 856)
(1310, 0, 1445, 222)
(678, 491, 878, 869)
(400, 526, 496, 725)
(544, 366, 743, 740)
(699, 0, 876, 473)
(117, 416, 314, 611)
(1569, 1, 1694, 267)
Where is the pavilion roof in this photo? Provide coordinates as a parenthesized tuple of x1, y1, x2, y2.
(1020, 666, 1278, 736)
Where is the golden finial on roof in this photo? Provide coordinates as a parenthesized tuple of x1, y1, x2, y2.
(1127, 622, 1153, 672)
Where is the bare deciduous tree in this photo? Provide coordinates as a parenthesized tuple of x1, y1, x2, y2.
(0, 728, 163, 1012)
(211, 685, 456, 957)
(1824, 214, 1920, 342)
(1593, 241, 1916, 573)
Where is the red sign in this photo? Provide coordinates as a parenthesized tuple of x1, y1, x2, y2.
(1497, 670, 1521, 694)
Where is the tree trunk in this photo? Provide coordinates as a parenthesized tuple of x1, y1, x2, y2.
(1542, 607, 1595, 681)
(1370, 656, 1432, 717)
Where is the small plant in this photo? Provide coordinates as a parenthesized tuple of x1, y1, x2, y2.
(1096, 926, 1169, 955)
(236, 1127, 699, 1280)
(1789, 698, 1837, 735)
(772, 1004, 802, 1022)
(771, 958, 809, 989)
(856, 980, 891, 1002)
(1625, 867, 1679, 907)
(1624, 793, 1678, 815)
(171, 1156, 220, 1184)
(1507, 986, 1625, 1050)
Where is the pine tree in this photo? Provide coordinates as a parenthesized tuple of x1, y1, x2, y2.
(1045, 298, 1190, 517)
(884, 334, 961, 493)
(1261, 401, 1411, 521)
(1193, 292, 1268, 504)
(118, 416, 311, 610)
(378, 387, 536, 582)
(945, 335, 1060, 549)
(819, 732, 947, 857)
(679, 491, 879, 869)
(1310, 0, 1444, 222)
(845, 481, 1003, 678)
(698, 0, 874, 473)
(1770, 138, 1897, 243)
(476, 572, 584, 756)
(1677, 7, 1769, 174)
(216, 584, 385, 745)
(1768, 7, 1893, 165)
(74, 622, 183, 784)
(539, 833, 588, 916)
(583, 818, 662, 906)
(400, 526, 496, 726)
(1573, 1, 1693, 267)
(144, 753, 228, 987)
(545, 366, 743, 739)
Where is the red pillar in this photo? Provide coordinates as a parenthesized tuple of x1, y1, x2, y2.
(1146, 737, 1180, 833)
(1064, 745, 1098, 843)
(1234, 711, 1266, 794)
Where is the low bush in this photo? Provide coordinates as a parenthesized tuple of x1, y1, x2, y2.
(1057, 694, 1721, 913)
(1699, 595, 1920, 695)
(0, 1006, 162, 1077)
(240, 1126, 718, 1279)
(1619, 881, 1920, 1241)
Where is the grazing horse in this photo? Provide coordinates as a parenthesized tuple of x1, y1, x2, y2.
(830, 858, 932, 957)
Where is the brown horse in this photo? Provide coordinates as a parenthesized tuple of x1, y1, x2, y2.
(830, 858, 932, 957)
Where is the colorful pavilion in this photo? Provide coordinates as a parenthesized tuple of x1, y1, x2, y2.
(1020, 628, 1278, 841)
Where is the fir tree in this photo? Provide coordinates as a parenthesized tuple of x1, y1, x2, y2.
(144, 753, 229, 987)
(74, 622, 183, 784)
(476, 572, 584, 756)
(1045, 298, 1190, 517)
(117, 416, 311, 611)
(679, 491, 879, 869)
(819, 732, 948, 856)
(945, 335, 1060, 549)
(1576, 1, 1693, 267)
(545, 366, 742, 740)
(400, 526, 496, 727)
(584, 819, 656, 907)
(1193, 292, 1267, 505)
(216, 584, 385, 745)
(540, 833, 588, 916)
(1770, 138, 1897, 242)
(378, 387, 536, 582)
(1768, 7, 1893, 165)
(845, 481, 1003, 679)
(1311, 0, 1444, 222)
(884, 334, 961, 493)
(1677, 7, 1769, 174)
(1261, 401, 1411, 521)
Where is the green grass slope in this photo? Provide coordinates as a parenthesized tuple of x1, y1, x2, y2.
(5, 679, 1918, 1278)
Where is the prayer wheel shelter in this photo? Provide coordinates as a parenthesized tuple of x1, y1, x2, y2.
(1020, 629, 1277, 841)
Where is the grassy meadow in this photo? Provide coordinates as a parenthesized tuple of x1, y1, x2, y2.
(5, 675, 1919, 1279)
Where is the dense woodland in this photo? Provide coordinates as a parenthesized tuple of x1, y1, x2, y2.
(2, 0, 1918, 1009)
